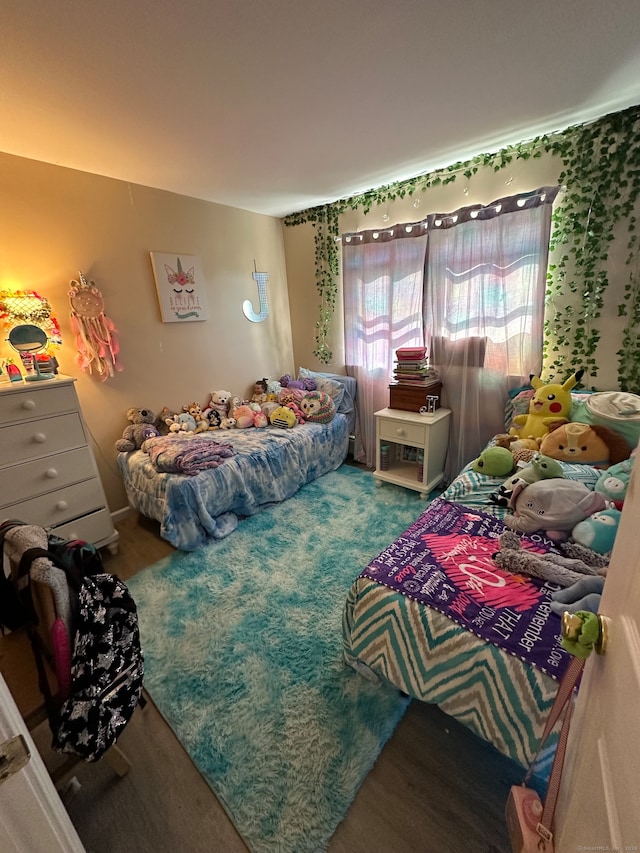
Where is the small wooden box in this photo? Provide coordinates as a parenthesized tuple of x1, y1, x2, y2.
(389, 381, 442, 413)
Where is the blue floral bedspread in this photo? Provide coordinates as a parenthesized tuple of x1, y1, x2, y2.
(117, 415, 349, 550)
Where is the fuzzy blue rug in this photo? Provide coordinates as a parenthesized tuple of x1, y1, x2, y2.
(128, 465, 430, 853)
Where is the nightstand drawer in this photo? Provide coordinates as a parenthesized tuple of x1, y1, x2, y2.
(378, 418, 426, 445)
(0, 413, 86, 466)
(0, 383, 78, 426)
(0, 447, 95, 508)
(8, 479, 108, 528)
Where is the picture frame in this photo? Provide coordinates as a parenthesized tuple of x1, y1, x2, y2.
(150, 252, 209, 323)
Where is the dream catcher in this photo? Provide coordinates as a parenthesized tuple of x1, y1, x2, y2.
(69, 272, 122, 380)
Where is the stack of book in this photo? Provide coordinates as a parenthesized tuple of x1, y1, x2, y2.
(393, 347, 439, 385)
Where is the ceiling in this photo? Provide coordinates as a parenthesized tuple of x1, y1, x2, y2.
(2, 0, 640, 218)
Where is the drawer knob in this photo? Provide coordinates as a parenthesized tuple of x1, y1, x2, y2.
(55, 500, 69, 511)
(33, 433, 47, 444)
(395, 428, 406, 436)
(22, 399, 37, 411)
(45, 468, 59, 479)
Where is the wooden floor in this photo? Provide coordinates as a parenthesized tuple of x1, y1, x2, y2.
(1, 511, 522, 853)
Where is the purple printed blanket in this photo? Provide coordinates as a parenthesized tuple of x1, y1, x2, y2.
(361, 497, 572, 679)
(141, 434, 235, 475)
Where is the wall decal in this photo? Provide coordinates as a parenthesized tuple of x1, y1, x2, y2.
(243, 264, 270, 323)
(150, 252, 209, 322)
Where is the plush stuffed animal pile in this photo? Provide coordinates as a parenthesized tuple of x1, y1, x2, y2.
(119, 374, 340, 441)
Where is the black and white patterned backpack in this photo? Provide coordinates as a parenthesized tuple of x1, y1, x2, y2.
(52, 569, 144, 761)
(17, 535, 144, 762)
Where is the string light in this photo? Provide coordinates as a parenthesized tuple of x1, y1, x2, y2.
(0, 289, 62, 350)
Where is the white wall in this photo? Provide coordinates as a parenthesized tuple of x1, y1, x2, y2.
(284, 149, 633, 393)
(0, 153, 296, 512)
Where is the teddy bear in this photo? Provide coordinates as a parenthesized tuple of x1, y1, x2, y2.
(219, 417, 237, 430)
(265, 379, 282, 400)
(471, 446, 515, 477)
(167, 412, 197, 434)
(571, 508, 622, 555)
(233, 404, 257, 429)
(279, 373, 307, 391)
(539, 422, 631, 468)
(594, 456, 634, 509)
(203, 408, 222, 430)
(492, 529, 607, 588)
(503, 478, 608, 540)
(300, 391, 336, 424)
(182, 401, 210, 434)
(155, 406, 178, 436)
(509, 370, 583, 440)
(285, 401, 306, 424)
(205, 390, 232, 420)
(115, 407, 160, 452)
(489, 452, 564, 507)
(270, 406, 297, 428)
(492, 434, 541, 466)
(253, 410, 268, 428)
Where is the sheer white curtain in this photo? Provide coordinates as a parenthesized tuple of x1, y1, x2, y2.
(342, 187, 558, 479)
(424, 188, 558, 481)
(343, 228, 427, 467)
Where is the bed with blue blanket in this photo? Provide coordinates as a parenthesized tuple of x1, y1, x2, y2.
(342, 389, 640, 776)
(118, 374, 355, 551)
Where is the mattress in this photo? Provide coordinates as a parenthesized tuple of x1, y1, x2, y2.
(118, 414, 349, 550)
(342, 454, 602, 775)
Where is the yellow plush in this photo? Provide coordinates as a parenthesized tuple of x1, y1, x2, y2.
(509, 370, 583, 440)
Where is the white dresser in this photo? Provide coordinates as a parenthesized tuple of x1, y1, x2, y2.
(0, 375, 118, 553)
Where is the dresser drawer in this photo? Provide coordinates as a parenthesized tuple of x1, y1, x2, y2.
(0, 447, 95, 508)
(7, 479, 108, 528)
(52, 508, 118, 549)
(0, 413, 87, 467)
(378, 417, 426, 445)
(0, 383, 78, 426)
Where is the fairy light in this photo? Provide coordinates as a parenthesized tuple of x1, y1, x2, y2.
(0, 289, 62, 349)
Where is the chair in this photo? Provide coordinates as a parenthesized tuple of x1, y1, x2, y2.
(1, 520, 132, 789)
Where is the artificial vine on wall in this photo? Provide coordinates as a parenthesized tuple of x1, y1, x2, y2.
(284, 104, 640, 391)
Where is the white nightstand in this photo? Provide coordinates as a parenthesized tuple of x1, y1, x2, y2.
(373, 407, 451, 497)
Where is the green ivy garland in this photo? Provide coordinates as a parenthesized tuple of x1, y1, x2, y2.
(284, 104, 640, 390)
